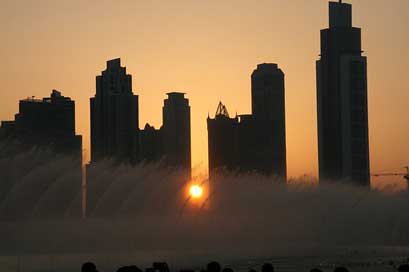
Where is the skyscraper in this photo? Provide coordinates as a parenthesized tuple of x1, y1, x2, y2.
(316, 1, 370, 185)
(90, 58, 139, 163)
(0, 90, 82, 155)
(207, 102, 238, 179)
(251, 63, 287, 178)
(162, 92, 191, 178)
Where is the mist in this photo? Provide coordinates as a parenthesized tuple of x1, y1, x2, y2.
(0, 143, 409, 271)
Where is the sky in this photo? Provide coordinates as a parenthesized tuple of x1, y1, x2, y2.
(0, 0, 408, 185)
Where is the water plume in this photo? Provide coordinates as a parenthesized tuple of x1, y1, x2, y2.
(0, 142, 408, 270)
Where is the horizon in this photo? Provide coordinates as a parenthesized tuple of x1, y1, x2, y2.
(1, 0, 408, 187)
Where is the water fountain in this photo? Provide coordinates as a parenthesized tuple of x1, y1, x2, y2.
(1, 144, 409, 271)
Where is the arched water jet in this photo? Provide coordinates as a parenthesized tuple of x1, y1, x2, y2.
(30, 157, 81, 219)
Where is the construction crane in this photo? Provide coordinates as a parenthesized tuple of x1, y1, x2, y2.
(372, 166, 409, 190)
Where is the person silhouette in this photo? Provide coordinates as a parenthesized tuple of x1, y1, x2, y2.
(82, 262, 98, 272)
(398, 264, 409, 272)
(261, 263, 274, 272)
(207, 261, 221, 272)
(334, 267, 349, 272)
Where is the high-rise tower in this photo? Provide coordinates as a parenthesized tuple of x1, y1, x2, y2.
(0, 90, 82, 156)
(162, 92, 191, 178)
(207, 102, 238, 179)
(316, 1, 370, 185)
(90, 58, 139, 163)
(251, 63, 287, 178)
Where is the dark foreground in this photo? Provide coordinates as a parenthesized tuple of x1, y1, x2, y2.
(81, 260, 409, 272)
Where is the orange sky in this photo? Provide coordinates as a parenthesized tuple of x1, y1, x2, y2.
(0, 0, 408, 186)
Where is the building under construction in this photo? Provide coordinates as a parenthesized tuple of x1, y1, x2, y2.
(207, 63, 287, 180)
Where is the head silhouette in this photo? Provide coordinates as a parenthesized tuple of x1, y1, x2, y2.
(334, 267, 349, 272)
(398, 265, 409, 272)
(261, 263, 274, 272)
(82, 262, 98, 272)
(207, 261, 221, 272)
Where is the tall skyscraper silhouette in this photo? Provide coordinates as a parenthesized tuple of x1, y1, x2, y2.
(251, 64, 287, 178)
(162, 92, 191, 178)
(316, 1, 370, 185)
(90, 58, 139, 163)
(208, 64, 287, 180)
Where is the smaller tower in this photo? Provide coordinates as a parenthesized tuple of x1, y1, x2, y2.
(162, 92, 191, 178)
(207, 102, 239, 179)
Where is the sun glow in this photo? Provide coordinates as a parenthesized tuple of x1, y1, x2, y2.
(190, 185, 203, 198)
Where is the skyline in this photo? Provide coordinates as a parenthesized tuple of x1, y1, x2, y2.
(1, 0, 408, 186)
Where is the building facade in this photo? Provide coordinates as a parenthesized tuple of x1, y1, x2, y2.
(251, 63, 287, 178)
(90, 58, 139, 163)
(0, 90, 82, 155)
(162, 92, 191, 177)
(316, 1, 370, 185)
(207, 102, 238, 179)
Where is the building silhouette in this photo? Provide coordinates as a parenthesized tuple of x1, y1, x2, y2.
(0, 90, 82, 155)
(316, 1, 370, 185)
(161, 92, 191, 177)
(251, 63, 287, 178)
(207, 102, 238, 179)
(90, 58, 139, 163)
(139, 123, 162, 163)
(89, 59, 192, 174)
(207, 64, 287, 180)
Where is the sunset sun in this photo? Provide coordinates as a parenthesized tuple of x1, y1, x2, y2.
(189, 185, 203, 198)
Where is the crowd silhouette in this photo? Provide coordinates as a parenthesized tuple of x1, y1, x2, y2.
(81, 261, 409, 272)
